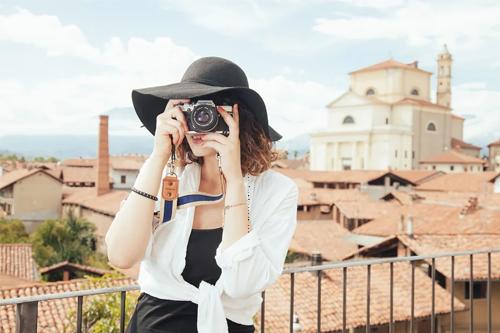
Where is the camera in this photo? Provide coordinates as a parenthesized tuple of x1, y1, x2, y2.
(180, 100, 233, 134)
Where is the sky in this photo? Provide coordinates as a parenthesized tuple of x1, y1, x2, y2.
(1, 0, 500, 147)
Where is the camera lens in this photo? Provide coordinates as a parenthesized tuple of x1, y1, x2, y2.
(191, 105, 218, 131)
(195, 109, 211, 124)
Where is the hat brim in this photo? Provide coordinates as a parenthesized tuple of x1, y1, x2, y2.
(131, 81, 282, 142)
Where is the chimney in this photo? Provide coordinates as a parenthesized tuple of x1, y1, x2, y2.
(459, 196, 478, 217)
(398, 214, 405, 234)
(406, 215, 414, 238)
(311, 251, 323, 277)
(384, 175, 391, 190)
(408, 60, 419, 68)
(292, 312, 302, 332)
(96, 115, 110, 196)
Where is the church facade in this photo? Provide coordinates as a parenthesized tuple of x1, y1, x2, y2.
(310, 45, 469, 171)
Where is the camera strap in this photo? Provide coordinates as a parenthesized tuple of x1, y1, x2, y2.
(158, 141, 226, 226)
(157, 136, 251, 232)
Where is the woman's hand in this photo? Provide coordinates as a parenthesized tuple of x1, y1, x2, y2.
(200, 103, 243, 183)
(151, 99, 190, 161)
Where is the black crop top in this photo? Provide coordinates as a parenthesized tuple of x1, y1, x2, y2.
(125, 227, 256, 333)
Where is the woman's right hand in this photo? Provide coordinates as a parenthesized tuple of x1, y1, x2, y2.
(151, 99, 190, 161)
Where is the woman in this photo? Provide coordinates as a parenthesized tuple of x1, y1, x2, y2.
(105, 57, 298, 333)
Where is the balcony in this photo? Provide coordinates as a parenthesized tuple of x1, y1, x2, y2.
(1, 248, 499, 333)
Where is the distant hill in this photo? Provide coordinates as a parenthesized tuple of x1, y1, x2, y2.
(0, 133, 310, 161)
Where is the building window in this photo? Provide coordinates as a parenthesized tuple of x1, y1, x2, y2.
(412, 150, 415, 159)
(121, 175, 126, 184)
(450, 165, 454, 171)
(395, 150, 398, 158)
(427, 122, 436, 131)
(465, 281, 487, 299)
(365, 88, 375, 96)
(404, 150, 408, 158)
(385, 117, 389, 124)
(432, 165, 436, 170)
(343, 115, 355, 124)
(410, 88, 419, 96)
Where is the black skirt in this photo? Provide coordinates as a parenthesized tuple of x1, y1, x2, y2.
(125, 227, 256, 333)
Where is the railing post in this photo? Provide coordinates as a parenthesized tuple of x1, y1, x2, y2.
(261, 290, 265, 333)
(120, 291, 127, 333)
(290, 272, 295, 333)
(15, 301, 38, 333)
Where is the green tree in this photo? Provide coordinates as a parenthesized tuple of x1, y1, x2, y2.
(64, 272, 140, 333)
(30, 209, 103, 270)
(0, 219, 29, 243)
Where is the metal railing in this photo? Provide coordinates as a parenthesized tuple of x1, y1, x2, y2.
(1, 248, 499, 333)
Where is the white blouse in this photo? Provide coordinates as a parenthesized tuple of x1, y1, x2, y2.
(134, 161, 298, 333)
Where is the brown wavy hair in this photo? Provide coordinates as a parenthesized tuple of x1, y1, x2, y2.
(174, 91, 279, 176)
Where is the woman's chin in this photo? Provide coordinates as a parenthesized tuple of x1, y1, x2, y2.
(190, 146, 216, 157)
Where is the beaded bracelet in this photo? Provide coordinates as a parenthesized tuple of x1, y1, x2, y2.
(131, 186, 158, 201)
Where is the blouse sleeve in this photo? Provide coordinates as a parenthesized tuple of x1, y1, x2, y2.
(214, 182, 299, 299)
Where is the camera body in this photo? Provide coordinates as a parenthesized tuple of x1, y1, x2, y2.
(180, 100, 233, 134)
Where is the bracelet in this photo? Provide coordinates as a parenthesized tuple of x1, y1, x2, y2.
(131, 187, 158, 201)
(223, 202, 246, 212)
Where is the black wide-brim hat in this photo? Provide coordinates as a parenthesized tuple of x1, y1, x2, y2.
(131, 56, 282, 141)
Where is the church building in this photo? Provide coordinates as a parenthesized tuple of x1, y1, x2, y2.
(310, 45, 473, 171)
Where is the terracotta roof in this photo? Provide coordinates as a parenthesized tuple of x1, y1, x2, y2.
(258, 262, 465, 332)
(334, 200, 401, 220)
(62, 188, 129, 216)
(349, 59, 433, 75)
(353, 202, 500, 237)
(416, 171, 499, 192)
(275, 169, 385, 184)
(390, 170, 443, 184)
(0, 273, 35, 289)
(451, 137, 481, 150)
(487, 138, 500, 147)
(0, 244, 38, 281)
(298, 188, 371, 206)
(61, 166, 97, 184)
(0, 168, 62, 191)
(417, 190, 500, 210)
(395, 97, 450, 110)
(290, 220, 358, 261)
(39, 260, 113, 276)
(62, 155, 147, 171)
(271, 159, 309, 170)
(398, 234, 500, 281)
(0, 276, 137, 333)
(420, 150, 485, 165)
(381, 190, 426, 206)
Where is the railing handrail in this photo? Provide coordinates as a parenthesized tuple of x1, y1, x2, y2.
(283, 246, 500, 273)
(1, 247, 499, 306)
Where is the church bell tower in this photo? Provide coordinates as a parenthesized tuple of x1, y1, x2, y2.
(436, 44, 452, 107)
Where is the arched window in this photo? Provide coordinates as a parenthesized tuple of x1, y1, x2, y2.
(365, 88, 375, 96)
(343, 115, 355, 124)
(427, 122, 436, 131)
(410, 88, 419, 96)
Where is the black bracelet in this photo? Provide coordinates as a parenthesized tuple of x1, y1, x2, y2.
(131, 187, 158, 201)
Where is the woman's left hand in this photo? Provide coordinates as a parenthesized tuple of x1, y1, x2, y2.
(201, 103, 243, 183)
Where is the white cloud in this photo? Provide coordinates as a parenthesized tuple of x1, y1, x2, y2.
(0, 7, 99, 59)
(252, 75, 341, 138)
(0, 7, 338, 141)
(332, 0, 405, 9)
(0, 8, 198, 136)
(158, 0, 306, 35)
(453, 83, 500, 144)
(313, 1, 500, 49)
